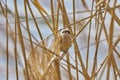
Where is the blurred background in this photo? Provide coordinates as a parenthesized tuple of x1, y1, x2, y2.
(0, 0, 120, 80)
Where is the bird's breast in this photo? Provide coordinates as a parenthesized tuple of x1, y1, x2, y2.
(60, 35, 72, 52)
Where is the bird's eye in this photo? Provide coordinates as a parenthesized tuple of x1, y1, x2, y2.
(62, 31, 65, 33)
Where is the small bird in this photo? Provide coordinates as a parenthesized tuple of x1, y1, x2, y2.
(59, 28, 72, 53)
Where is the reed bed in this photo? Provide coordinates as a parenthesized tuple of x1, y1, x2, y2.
(0, 0, 120, 80)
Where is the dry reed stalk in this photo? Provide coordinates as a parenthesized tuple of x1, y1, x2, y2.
(5, 0, 9, 80)
(14, 0, 29, 79)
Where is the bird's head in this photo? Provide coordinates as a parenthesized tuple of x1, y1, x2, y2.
(60, 28, 71, 36)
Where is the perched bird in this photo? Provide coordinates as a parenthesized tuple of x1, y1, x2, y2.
(59, 28, 72, 53)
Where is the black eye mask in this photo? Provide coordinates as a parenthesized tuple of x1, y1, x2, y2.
(62, 30, 70, 34)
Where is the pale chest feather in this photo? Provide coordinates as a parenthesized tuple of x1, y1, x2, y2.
(60, 34, 72, 52)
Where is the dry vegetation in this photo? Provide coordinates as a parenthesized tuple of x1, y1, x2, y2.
(0, 0, 120, 80)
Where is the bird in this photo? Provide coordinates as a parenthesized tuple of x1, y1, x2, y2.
(59, 28, 72, 53)
(39, 28, 72, 60)
(50, 28, 72, 62)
